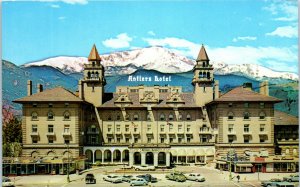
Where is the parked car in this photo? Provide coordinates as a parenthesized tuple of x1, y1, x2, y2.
(134, 165, 155, 171)
(85, 173, 96, 184)
(137, 174, 158, 183)
(165, 172, 186, 182)
(261, 178, 282, 187)
(185, 173, 205, 182)
(130, 178, 148, 186)
(275, 182, 295, 187)
(2, 177, 14, 187)
(103, 174, 123, 183)
(283, 174, 299, 182)
(121, 175, 134, 183)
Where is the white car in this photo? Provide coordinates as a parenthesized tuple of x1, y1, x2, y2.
(185, 173, 205, 182)
(2, 177, 14, 187)
(103, 174, 123, 183)
(130, 178, 148, 186)
(134, 165, 155, 171)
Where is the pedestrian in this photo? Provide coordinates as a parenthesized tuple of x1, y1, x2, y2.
(237, 175, 240, 183)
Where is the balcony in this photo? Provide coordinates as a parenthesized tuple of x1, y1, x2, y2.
(30, 132, 39, 137)
(84, 77, 101, 82)
(243, 131, 252, 135)
(87, 130, 99, 135)
(46, 132, 55, 136)
(62, 131, 71, 137)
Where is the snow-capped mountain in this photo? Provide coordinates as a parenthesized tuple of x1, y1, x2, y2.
(23, 46, 298, 81)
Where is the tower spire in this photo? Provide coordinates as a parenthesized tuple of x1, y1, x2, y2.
(88, 44, 101, 61)
(196, 44, 209, 62)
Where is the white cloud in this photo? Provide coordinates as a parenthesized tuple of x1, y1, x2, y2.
(58, 16, 66, 20)
(4, 0, 88, 4)
(50, 4, 60, 8)
(232, 36, 257, 42)
(102, 33, 133, 49)
(143, 36, 298, 72)
(263, 1, 298, 22)
(147, 31, 156, 36)
(265, 60, 298, 73)
(266, 26, 298, 38)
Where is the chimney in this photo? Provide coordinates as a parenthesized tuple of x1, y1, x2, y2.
(78, 80, 83, 99)
(260, 81, 269, 96)
(37, 84, 43, 93)
(27, 80, 32, 96)
(214, 80, 219, 99)
(243, 82, 252, 91)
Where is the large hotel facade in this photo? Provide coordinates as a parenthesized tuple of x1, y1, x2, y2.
(9, 45, 298, 175)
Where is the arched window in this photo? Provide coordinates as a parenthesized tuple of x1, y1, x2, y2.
(31, 112, 38, 120)
(47, 111, 54, 120)
(207, 72, 210, 79)
(133, 114, 139, 121)
(203, 72, 206, 78)
(121, 98, 125, 101)
(173, 98, 178, 102)
(259, 112, 265, 119)
(87, 72, 91, 78)
(186, 114, 191, 121)
(160, 113, 165, 121)
(199, 72, 203, 78)
(228, 112, 234, 120)
(95, 71, 99, 78)
(63, 111, 70, 120)
(169, 114, 174, 121)
(202, 62, 205, 67)
(244, 112, 250, 120)
(91, 71, 94, 78)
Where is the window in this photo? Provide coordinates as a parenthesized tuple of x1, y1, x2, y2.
(32, 137, 38, 144)
(33, 103, 37, 107)
(64, 125, 70, 133)
(228, 103, 233, 107)
(260, 102, 265, 108)
(64, 139, 70, 144)
(178, 124, 183, 132)
(160, 113, 165, 121)
(228, 135, 234, 143)
(48, 103, 53, 108)
(169, 124, 173, 132)
(244, 112, 250, 119)
(161, 137, 165, 143)
(160, 124, 165, 132)
(133, 114, 139, 121)
(187, 136, 191, 143)
(201, 136, 207, 143)
(48, 136, 54, 144)
(125, 125, 129, 132)
(228, 112, 234, 120)
(178, 113, 183, 121)
(65, 103, 69, 107)
(32, 125, 37, 132)
(259, 112, 265, 120)
(147, 137, 151, 143)
(168, 114, 174, 121)
(125, 137, 130, 143)
(260, 124, 265, 132)
(244, 124, 249, 132)
(134, 137, 138, 143)
(108, 125, 112, 132)
(134, 127, 138, 132)
(108, 137, 112, 143)
(31, 112, 38, 120)
(187, 124, 191, 132)
(169, 137, 173, 143)
(64, 111, 70, 120)
(186, 114, 191, 121)
(244, 103, 249, 108)
(116, 124, 120, 132)
(108, 115, 112, 121)
(117, 137, 121, 143)
(228, 124, 234, 133)
(47, 111, 54, 120)
(91, 136, 97, 144)
(178, 137, 182, 143)
(48, 125, 54, 133)
(116, 115, 121, 121)
(147, 124, 151, 132)
(244, 135, 250, 143)
(260, 136, 265, 143)
(91, 125, 97, 133)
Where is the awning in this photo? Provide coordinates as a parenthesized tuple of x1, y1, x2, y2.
(236, 163, 253, 167)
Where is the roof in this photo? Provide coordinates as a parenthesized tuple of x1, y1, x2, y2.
(208, 86, 281, 103)
(88, 44, 101, 61)
(196, 45, 209, 62)
(99, 92, 199, 109)
(13, 87, 83, 103)
(274, 110, 298, 125)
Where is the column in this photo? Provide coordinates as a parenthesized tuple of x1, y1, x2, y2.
(204, 155, 207, 164)
(111, 150, 114, 163)
(154, 152, 158, 167)
(141, 152, 146, 166)
(92, 150, 95, 163)
(166, 152, 170, 167)
(186, 156, 188, 163)
(102, 152, 104, 163)
(121, 152, 123, 163)
(129, 152, 134, 167)
(176, 156, 178, 164)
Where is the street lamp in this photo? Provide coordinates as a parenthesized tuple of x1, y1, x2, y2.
(227, 146, 236, 181)
(66, 143, 70, 183)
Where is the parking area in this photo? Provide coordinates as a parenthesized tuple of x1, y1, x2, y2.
(10, 165, 299, 187)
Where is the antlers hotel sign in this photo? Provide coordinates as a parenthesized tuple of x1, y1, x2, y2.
(128, 75, 172, 82)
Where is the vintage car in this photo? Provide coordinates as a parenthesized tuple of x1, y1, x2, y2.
(185, 173, 205, 182)
(261, 178, 282, 187)
(137, 174, 158, 183)
(134, 165, 155, 171)
(283, 174, 299, 182)
(121, 175, 134, 183)
(2, 177, 14, 187)
(130, 178, 148, 186)
(103, 174, 123, 183)
(165, 172, 186, 182)
(85, 173, 96, 184)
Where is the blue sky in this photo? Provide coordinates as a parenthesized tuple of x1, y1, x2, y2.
(2, 0, 298, 73)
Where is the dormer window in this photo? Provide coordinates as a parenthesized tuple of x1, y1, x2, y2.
(33, 103, 37, 108)
(169, 114, 174, 121)
(160, 113, 165, 121)
(228, 103, 233, 107)
(186, 114, 191, 121)
(133, 114, 139, 121)
(121, 98, 125, 102)
(92, 61, 95, 66)
(259, 112, 265, 119)
(31, 112, 38, 120)
(116, 115, 121, 121)
(108, 115, 112, 121)
(244, 112, 250, 120)
(173, 98, 177, 102)
(48, 103, 53, 108)
(260, 102, 265, 108)
(64, 111, 70, 120)
(228, 112, 234, 120)
(47, 111, 54, 120)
